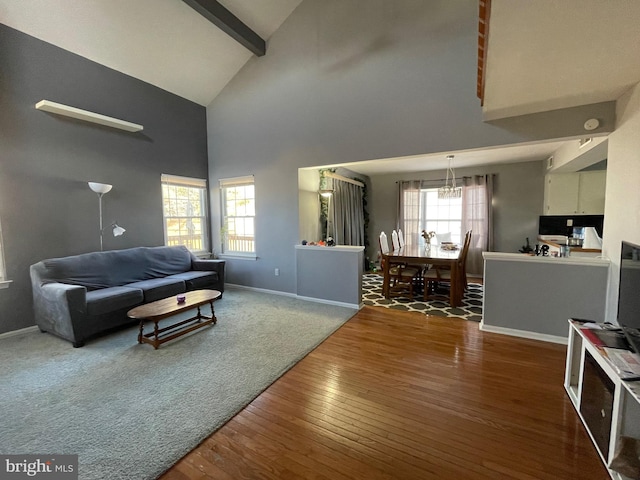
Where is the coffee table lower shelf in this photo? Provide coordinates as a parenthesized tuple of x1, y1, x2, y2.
(127, 289, 221, 349)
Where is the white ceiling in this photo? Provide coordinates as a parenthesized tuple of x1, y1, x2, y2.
(2, 1, 638, 174)
(312, 140, 570, 176)
(0, 0, 302, 106)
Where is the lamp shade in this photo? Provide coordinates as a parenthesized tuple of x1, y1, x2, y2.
(88, 182, 112, 194)
(112, 224, 126, 237)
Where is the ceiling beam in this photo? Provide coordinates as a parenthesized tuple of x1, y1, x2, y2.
(182, 0, 266, 57)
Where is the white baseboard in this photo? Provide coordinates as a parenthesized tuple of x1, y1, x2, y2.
(0, 325, 39, 340)
(294, 295, 361, 310)
(226, 283, 360, 310)
(225, 283, 297, 298)
(479, 323, 568, 345)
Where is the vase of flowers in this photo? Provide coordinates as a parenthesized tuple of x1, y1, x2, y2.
(421, 230, 435, 247)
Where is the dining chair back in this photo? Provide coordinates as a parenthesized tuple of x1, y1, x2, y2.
(379, 231, 420, 301)
(422, 230, 472, 301)
(391, 230, 400, 251)
(379, 231, 390, 255)
(397, 229, 405, 248)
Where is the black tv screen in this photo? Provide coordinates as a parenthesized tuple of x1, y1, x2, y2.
(617, 241, 640, 330)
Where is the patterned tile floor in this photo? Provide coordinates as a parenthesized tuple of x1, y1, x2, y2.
(361, 273, 483, 322)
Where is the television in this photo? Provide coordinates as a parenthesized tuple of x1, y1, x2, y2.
(618, 241, 640, 330)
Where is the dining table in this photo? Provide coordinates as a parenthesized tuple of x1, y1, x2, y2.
(382, 243, 463, 307)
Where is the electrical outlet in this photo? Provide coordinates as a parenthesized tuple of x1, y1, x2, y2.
(274, 268, 280, 276)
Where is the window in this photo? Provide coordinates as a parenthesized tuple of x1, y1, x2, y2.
(0, 216, 9, 288)
(161, 174, 209, 255)
(418, 188, 463, 244)
(220, 176, 255, 256)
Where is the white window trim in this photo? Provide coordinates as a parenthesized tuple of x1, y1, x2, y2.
(161, 173, 210, 255)
(219, 175, 256, 256)
(0, 217, 9, 287)
(419, 187, 463, 245)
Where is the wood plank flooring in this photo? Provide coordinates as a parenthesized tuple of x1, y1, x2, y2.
(160, 306, 608, 480)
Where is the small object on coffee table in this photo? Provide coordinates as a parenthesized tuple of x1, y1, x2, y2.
(177, 294, 186, 304)
(127, 289, 221, 349)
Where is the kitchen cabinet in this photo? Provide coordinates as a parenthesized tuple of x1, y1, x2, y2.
(544, 171, 606, 215)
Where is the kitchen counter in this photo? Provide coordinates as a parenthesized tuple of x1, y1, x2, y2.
(481, 252, 610, 342)
(536, 236, 602, 257)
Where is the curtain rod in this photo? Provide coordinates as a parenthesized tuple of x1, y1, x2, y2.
(325, 172, 365, 188)
(395, 176, 466, 184)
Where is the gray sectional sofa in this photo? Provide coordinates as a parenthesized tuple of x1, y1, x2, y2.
(30, 245, 225, 347)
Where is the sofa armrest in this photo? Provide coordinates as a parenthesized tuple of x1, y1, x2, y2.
(191, 259, 225, 293)
(32, 281, 87, 344)
(192, 258, 225, 274)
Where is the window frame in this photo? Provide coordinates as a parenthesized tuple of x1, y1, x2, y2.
(219, 175, 256, 259)
(0, 217, 10, 288)
(419, 187, 463, 245)
(161, 174, 210, 256)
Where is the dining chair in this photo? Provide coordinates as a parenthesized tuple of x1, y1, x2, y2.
(397, 229, 405, 248)
(379, 231, 420, 300)
(391, 230, 400, 251)
(423, 230, 472, 301)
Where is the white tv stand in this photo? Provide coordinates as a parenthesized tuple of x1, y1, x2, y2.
(565, 320, 640, 479)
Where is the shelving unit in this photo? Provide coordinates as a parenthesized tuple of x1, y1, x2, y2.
(35, 100, 144, 132)
(565, 320, 640, 479)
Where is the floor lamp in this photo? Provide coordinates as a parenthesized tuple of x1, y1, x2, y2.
(88, 182, 126, 251)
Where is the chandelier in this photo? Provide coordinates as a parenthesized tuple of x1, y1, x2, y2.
(438, 154, 462, 199)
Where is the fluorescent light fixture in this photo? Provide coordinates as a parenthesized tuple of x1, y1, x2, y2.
(36, 100, 143, 132)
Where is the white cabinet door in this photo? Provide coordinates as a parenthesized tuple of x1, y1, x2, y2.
(545, 171, 606, 215)
(577, 171, 606, 214)
(545, 174, 580, 214)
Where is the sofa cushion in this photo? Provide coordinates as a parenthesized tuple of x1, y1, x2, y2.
(125, 278, 186, 303)
(41, 246, 195, 290)
(143, 246, 193, 277)
(166, 271, 219, 291)
(86, 287, 144, 316)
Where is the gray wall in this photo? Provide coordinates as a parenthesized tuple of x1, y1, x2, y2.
(206, 0, 613, 294)
(366, 160, 546, 266)
(0, 25, 208, 334)
(483, 257, 609, 338)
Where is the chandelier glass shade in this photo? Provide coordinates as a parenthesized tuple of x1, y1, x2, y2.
(438, 155, 462, 199)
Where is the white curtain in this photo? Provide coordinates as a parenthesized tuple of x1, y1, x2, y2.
(330, 180, 364, 246)
(397, 181, 422, 248)
(461, 175, 494, 275)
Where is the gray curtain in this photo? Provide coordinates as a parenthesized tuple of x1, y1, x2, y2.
(461, 174, 494, 275)
(330, 180, 364, 246)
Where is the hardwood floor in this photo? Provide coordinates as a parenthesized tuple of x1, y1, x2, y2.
(161, 306, 608, 480)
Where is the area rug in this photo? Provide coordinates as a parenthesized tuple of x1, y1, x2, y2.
(362, 273, 483, 322)
(0, 287, 357, 480)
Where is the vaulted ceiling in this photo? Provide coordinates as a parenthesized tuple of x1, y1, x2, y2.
(0, 0, 302, 106)
(2, 1, 639, 173)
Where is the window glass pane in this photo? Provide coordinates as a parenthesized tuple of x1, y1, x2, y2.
(418, 187, 463, 245)
(220, 180, 256, 254)
(161, 176, 208, 254)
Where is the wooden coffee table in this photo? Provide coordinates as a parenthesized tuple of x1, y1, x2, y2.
(127, 289, 221, 349)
